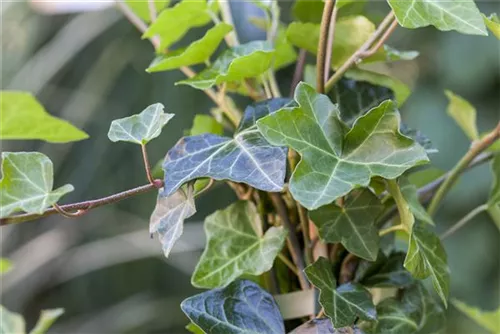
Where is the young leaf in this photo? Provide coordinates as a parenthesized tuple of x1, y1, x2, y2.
(0, 91, 88, 143)
(0, 258, 12, 275)
(290, 318, 363, 334)
(304, 257, 377, 328)
(146, 23, 232, 72)
(361, 252, 414, 288)
(374, 283, 445, 334)
(189, 115, 224, 136)
(191, 201, 287, 288)
(483, 13, 500, 39)
(0, 305, 25, 333)
(181, 280, 285, 334)
(177, 41, 275, 89)
(162, 98, 291, 197)
(107, 103, 174, 145)
(29, 309, 64, 334)
(257, 82, 429, 210)
(125, 0, 169, 22)
(388, 0, 487, 35)
(444, 90, 479, 141)
(0, 152, 74, 218)
(404, 223, 450, 306)
(309, 190, 384, 261)
(149, 185, 196, 258)
(487, 155, 500, 230)
(452, 299, 500, 333)
(400, 178, 434, 226)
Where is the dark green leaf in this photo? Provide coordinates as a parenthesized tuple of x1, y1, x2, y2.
(162, 98, 291, 196)
(192, 201, 287, 288)
(0, 305, 25, 333)
(488, 155, 500, 230)
(0, 152, 74, 218)
(181, 279, 285, 333)
(452, 299, 500, 333)
(125, 0, 169, 22)
(400, 178, 434, 226)
(484, 13, 500, 39)
(444, 90, 479, 141)
(257, 82, 429, 210)
(361, 252, 414, 288)
(309, 190, 383, 261)
(290, 318, 365, 334)
(189, 114, 224, 136)
(29, 309, 64, 334)
(304, 257, 377, 328)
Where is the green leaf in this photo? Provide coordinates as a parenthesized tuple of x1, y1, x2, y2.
(0, 305, 25, 333)
(452, 299, 500, 333)
(182, 279, 285, 333)
(290, 318, 364, 334)
(149, 185, 196, 258)
(483, 13, 500, 39)
(0, 91, 88, 143)
(146, 23, 232, 72)
(29, 309, 64, 334)
(404, 223, 450, 306)
(304, 257, 377, 328)
(190, 114, 224, 136)
(444, 90, 479, 141)
(125, 0, 169, 23)
(257, 82, 428, 210)
(192, 201, 287, 288)
(143, 0, 215, 50)
(177, 41, 275, 89)
(292, 0, 324, 23)
(400, 178, 434, 226)
(360, 252, 414, 288)
(487, 155, 500, 230)
(374, 283, 445, 334)
(0, 258, 12, 275)
(408, 167, 445, 188)
(162, 98, 291, 196)
(0, 152, 74, 218)
(185, 322, 204, 334)
(309, 190, 384, 261)
(107, 103, 174, 145)
(388, 0, 487, 35)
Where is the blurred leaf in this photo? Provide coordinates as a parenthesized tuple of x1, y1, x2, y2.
(488, 155, 500, 230)
(452, 299, 500, 333)
(29, 308, 64, 334)
(0, 258, 12, 275)
(383, 45, 419, 61)
(177, 41, 275, 89)
(0, 152, 74, 218)
(162, 98, 291, 197)
(107, 103, 174, 145)
(181, 280, 285, 333)
(373, 283, 445, 334)
(257, 83, 429, 210)
(190, 114, 224, 136)
(292, 0, 324, 23)
(143, 0, 215, 50)
(309, 190, 384, 261)
(185, 322, 204, 334)
(444, 90, 479, 141)
(483, 13, 500, 39)
(0, 91, 88, 143)
(361, 252, 414, 288)
(146, 23, 232, 72)
(191, 201, 287, 288)
(149, 185, 196, 258)
(408, 168, 444, 188)
(388, 0, 487, 35)
(125, 0, 169, 22)
(400, 178, 434, 226)
(304, 257, 377, 328)
(0, 305, 25, 333)
(404, 223, 450, 306)
(290, 318, 365, 334)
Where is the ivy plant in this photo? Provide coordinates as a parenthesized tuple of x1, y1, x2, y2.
(1, 0, 500, 333)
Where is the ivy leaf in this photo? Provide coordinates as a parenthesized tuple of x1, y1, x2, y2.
(192, 201, 287, 288)
(0, 152, 74, 218)
(125, 0, 169, 22)
(29, 309, 64, 334)
(290, 318, 364, 334)
(142, 0, 215, 50)
(0, 258, 12, 275)
(182, 279, 285, 334)
(487, 155, 500, 230)
(309, 190, 384, 261)
(146, 23, 232, 72)
(374, 283, 445, 334)
(107, 103, 174, 145)
(404, 223, 450, 306)
(177, 41, 275, 89)
(162, 98, 291, 197)
(149, 185, 196, 258)
(444, 90, 479, 141)
(304, 257, 377, 328)
(452, 299, 500, 333)
(0, 305, 25, 333)
(483, 13, 500, 39)
(257, 82, 429, 210)
(388, 0, 487, 36)
(360, 252, 414, 288)
(0, 91, 88, 143)
(189, 115, 224, 136)
(400, 178, 434, 226)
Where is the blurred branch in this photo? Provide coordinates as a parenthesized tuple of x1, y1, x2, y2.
(316, 0, 336, 93)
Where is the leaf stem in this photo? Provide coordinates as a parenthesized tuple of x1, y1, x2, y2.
(52, 204, 88, 218)
(440, 204, 488, 240)
(378, 224, 405, 237)
(278, 253, 299, 277)
(141, 144, 155, 185)
(386, 179, 413, 232)
(427, 122, 500, 216)
(316, 0, 336, 93)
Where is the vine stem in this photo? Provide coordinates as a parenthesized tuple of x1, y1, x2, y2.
(316, 0, 336, 93)
(386, 179, 413, 232)
(141, 144, 155, 185)
(440, 204, 488, 240)
(323, 6, 338, 83)
(290, 49, 307, 96)
(427, 122, 500, 216)
(378, 224, 405, 237)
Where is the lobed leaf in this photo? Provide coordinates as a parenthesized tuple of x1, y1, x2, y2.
(181, 279, 285, 334)
(0, 305, 25, 333)
(0, 91, 88, 143)
(189, 114, 224, 136)
(125, 0, 169, 22)
(29, 309, 64, 334)
(452, 299, 500, 333)
(483, 13, 500, 39)
(444, 90, 479, 141)
(0, 152, 74, 218)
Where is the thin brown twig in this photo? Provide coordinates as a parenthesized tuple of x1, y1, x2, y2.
(359, 18, 398, 58)
(290, 49, 307, 97)
(323, 6, 338, 83)
(52, 204, 88, 218)
(316, 0, 336, 93)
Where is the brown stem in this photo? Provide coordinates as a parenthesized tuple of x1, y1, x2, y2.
(323, 7, 338, 83)
(339, 253, 359, 284)
(52, 204, 88, 218)
(290, 49, 307, 97)
(316, 0, 336, 93)
(141, 144, 155, 185)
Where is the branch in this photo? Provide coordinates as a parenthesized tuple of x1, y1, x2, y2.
(316, 0, 336, 93)
(323, 6, 338, 83)
(440, 204, 488, 240)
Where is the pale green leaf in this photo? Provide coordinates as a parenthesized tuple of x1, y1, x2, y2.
(190, 114, 224, 136)
(29, 309, 64, 334)
(309, 190, 384, 261)
(444, 90, 479, 141)
(0, 258, 12, 275)
(146, 23, 232, 72)
(107, 103, 174, 145)
(0, 91, 88, 143)
(0, 305, 25, 334)
(483, 13, 500, 39)
(192, 201, 287, 288)
(0, 152, 74, 218)
(452, 299, 500, 333)
(388, 0, 487, 35)
(125, 0, 169, 22)
(400, 178, 434, 226)
(257, 82, 428, 210)
(404, 223, 450, 306)
(488, 155, 500, 230)
(304, 257, 376, 328)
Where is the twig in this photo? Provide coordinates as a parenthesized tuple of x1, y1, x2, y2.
(141, 144, 155, 185)
(290, 49, 307, 96)
(147, 0, 157, 22)
(323, 7, 338, 83)
(316, 0, 336, 93)
(218, 0, 239, 46)
(359, 18, 398, 58)
(278, 253, 300, 277)
(441, 204, 488, 240)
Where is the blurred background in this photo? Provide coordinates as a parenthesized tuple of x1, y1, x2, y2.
(1, 0, 499, 333)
